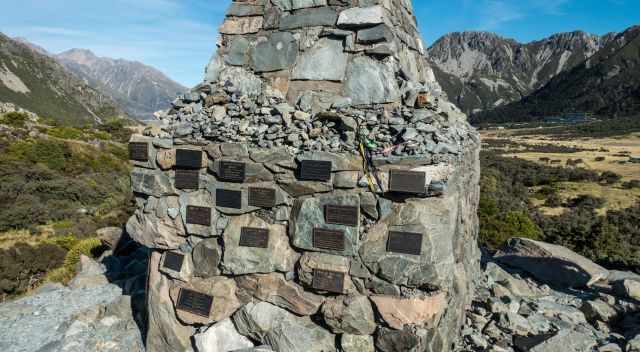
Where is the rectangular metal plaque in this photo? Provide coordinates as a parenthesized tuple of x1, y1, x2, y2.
(176, 288, 213, 318)
(219, 161, 246, 183)
(312, 269, 345, 294)
(299, 160, 332, 181)
(389, 170, 426, 195)
(313, 228, 346, 251)
(186, 206, 211, 226)
(248, 187, 276, 208)
(176, 149, 203, 169)
(175, 169, 200, 189)
(387, 231, 423, 256)
(163, 252, 184, 272)
(325, 205, 359, 227)
(239, 227, 269, 248)
(128, 142, 148, 161)
(216, 189, 242, 209)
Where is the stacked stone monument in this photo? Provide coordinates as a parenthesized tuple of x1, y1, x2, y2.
(126, 1, 481, 351)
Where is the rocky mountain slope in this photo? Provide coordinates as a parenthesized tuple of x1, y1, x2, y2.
(474, 26, 640, 124)
(56, 49, 186, 121)
(0, 33, 124, 125)
(428, 30, 614, 115)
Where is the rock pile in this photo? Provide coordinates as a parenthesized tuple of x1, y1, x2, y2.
(127, 1, 481, 352)
(456, 238, 640, 352)
(156, 0, 474, 159)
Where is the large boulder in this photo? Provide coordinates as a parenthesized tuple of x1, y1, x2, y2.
(233, 302, 337, 352)
(495, 238, 609, 288)
(0, 268, 144, 352)
(613, 279, 640, 301)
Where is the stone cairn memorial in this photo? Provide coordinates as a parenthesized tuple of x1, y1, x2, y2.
(126, 1, 481, 351)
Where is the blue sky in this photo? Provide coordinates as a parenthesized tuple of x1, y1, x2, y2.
(1, 0, 638, 87)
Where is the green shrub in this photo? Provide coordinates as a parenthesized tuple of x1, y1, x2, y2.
(544, 193, 563, 207)
(41, 237, 105, 285)
(567, 195, 606, 209)
(622, 180, 640, 189)
(45, 235, 78, 251)
(63, 237, 103, 273)
(0, 242, 66, 295)
(47, 126, 84, 140)
(97, 118, 132, 143)
(0, 112, 29, 128)
(600, 171, 623, 185)
(480, 207, 543, 251)
(87, 130, 112, 141)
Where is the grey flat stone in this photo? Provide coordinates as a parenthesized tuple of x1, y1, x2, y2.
(292, 38, 348, 81)
(251, 32, 298, 72)
(344, 56, 400, 105)
(279, 7, 338, 30)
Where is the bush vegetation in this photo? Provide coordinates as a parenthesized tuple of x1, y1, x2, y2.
(0, 235, 105, 299)
(0, 132, 133, 234)
(480, 150, 640, 272)
(0, 112, 30, 128)
(0, 242, 66, 298)
(45, 237, 104, 284)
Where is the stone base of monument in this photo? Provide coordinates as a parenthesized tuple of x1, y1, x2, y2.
(128, 132, 479, 352)
(125, 1, 481, 351)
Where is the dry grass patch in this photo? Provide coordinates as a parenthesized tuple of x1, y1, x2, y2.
(531, 181, 640, 216)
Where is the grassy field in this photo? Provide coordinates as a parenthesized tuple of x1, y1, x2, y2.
(483, 128, 640, 213)
(479, 123, 640, 271)
(483, 129, 640, 181)
(531, 181, 640, 216)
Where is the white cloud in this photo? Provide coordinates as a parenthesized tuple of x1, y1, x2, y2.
(478, 1, 524, 30)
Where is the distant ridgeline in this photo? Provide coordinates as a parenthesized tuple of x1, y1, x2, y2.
(0, 33, 124, 125)
(472, 26, 640, 124)
(125, 1, 482, 352)
(427, 27, 640, 125)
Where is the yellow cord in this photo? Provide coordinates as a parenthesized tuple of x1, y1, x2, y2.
(359, 143, 377, 192)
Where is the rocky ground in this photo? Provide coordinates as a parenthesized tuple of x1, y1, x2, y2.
(456, 238, 640, 352)
(1, 235, 639, 352)
(0, 231, 148, 352)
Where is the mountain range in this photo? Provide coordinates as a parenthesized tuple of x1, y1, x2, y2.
(0, 33, 123, 125)
(56, 49, 186, 121)
(2, 34, 186, 124)
(2, 25, 639, 127)
(427, 26, 640, 124)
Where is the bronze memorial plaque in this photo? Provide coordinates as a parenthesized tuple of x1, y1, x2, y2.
(248, 187, 276, 208)
(219, 161, 246, 182)
(325, 205, 359, 227)
(216, 189, 242, 209)
(389, 170, 426, 195)
(176, 149, 203, 169)
(312, 269, 345, 294)
(128, 142, 148, 161)
(313, 228, 346, 251)
(239, 227, 269, 248)
(299, 160, 332, 181)
(163, 252, 184, 272)
(186, 206, 211, 226)
(176, 288, 213, 318)
(387, 231, 423, 256)
(175, 169, 200, 189)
